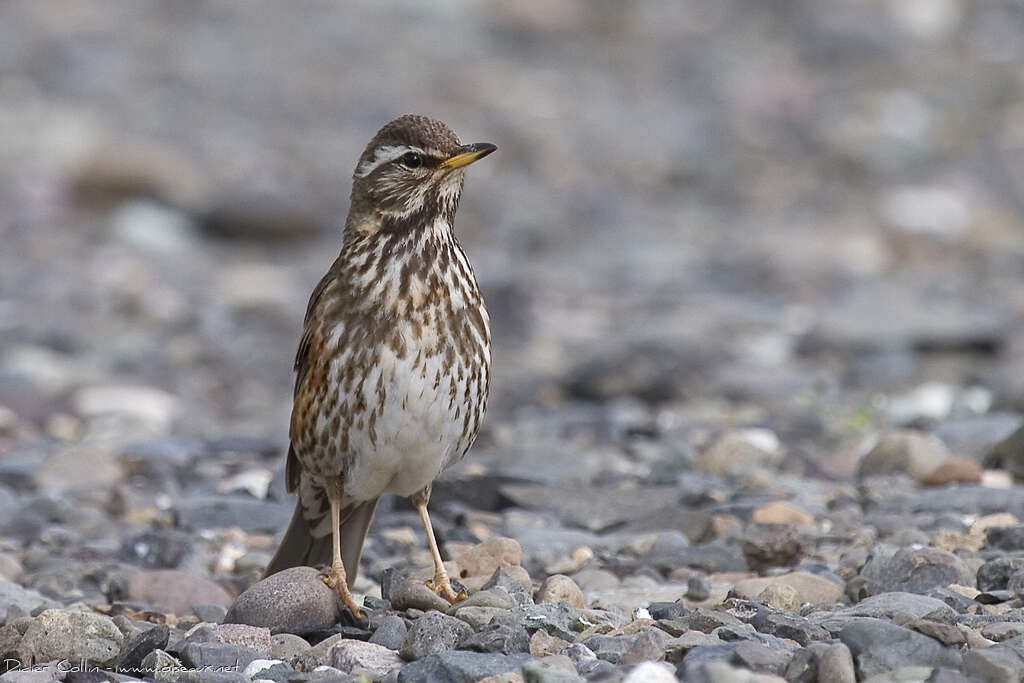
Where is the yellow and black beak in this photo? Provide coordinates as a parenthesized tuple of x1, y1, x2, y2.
(439, 142, 498, 170)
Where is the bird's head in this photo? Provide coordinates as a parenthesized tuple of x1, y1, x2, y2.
(347, 114, 496, 233)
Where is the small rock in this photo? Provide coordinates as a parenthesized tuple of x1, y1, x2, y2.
(978, 557, 1024, 592)
(733, 571, 844, 606)
(530, 630, 571, 658)
(686, 576, 711, 602)
(756, 584, 800, 612)
(751, 501, 814, 526)
(857, 431, 949, 481)
(838, 617, 961, 677)
(816, 642, 855, 683)
(981, 622, 1024, 642)
(242, 659, 294, 683)
(117, 624, 169, 670)
(456, 587, 516, 611)
(224, 566, 340, 635)
(129, 570, 233, 616)
(856, 546, 974, 597)
(369, 615, 408, 650)
(72, 384, 180, 429)
(0, 581, 57, 623)
(391, 578, 452, 612)
(292, 633, 347, 672)
(749, 607, 830, 646)
(399, 610, 474, 660)
(730, 640, 791, 675)
(908, 619, 965, 646)
(141, 649, 185, 682)
(213, 624, 271, 656)
(696, 430, 781, 477)
(460, 622, 530, 654)
(482, 567, 535, 605)
(620, 629, 669, 665)
(921, 456, 983, 485)
(455, 538, 523, 580)
(741, 526, 809, 572)
(18, 609, 124, 668)
(396, 651, 532, 683)
(454, 606, 508, 630)
(985, 525, 1024, 551)
(535, 576, 584, 609)
(815, 592, 956, 632)
(330, 640, 403, 677)
(179, 641, 261, 670)
(520, 657, 584, 682)
(269, 632, 310, 663)
(622, 661, 678, 683)
(963, 641, 1024, 682)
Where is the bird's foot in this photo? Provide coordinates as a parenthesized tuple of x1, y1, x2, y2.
(321, 563, 363, 619)
(426, 573, 467, 605)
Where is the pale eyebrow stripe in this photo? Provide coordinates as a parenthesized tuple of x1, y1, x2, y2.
(355, 145, 422, 178)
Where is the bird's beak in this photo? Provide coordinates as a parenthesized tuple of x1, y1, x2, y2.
(439, 143, 498, 169)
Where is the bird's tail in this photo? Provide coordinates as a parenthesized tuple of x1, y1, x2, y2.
(263, 496, 379, 582)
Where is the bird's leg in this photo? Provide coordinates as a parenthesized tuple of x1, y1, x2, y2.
(321, 495, 363, 619)
(413, 494, 466, 604)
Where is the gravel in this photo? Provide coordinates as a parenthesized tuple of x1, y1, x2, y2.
(2, 1, 1024, 681)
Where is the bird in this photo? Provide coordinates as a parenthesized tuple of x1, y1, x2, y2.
(263, 114, 495, 618)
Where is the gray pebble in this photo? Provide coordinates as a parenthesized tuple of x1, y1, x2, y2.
(179, 641, 261, 671)
(395, 651, 532, 683)
(330, 640, 403, 677)
(18, 609, 124, 668)
(458, 622, 530, 653)
(118, 623, 169, 670)
(838, 617, 961, 678)
(369, 615, 408, 650)
(224, 566, 339, 636)
(399, 610, 473, 660)
(390, 579, 451, 613)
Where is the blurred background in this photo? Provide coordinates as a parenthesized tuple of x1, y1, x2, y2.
(1, 0, 1024, 579)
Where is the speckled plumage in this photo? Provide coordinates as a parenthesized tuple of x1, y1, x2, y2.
(264, 116, 494, 600)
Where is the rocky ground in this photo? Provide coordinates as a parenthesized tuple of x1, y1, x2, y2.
(2, 1, 1024, 682)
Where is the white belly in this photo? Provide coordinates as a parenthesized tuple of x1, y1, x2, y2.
(336, 341, 473, 499)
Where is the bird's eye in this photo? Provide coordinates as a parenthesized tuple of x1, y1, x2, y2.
(400, 152, 422, 168)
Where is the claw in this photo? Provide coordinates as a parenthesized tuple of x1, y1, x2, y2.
(321, 564, 363, 619)
(426, 576, 467, 605)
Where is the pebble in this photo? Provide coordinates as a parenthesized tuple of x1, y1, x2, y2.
(459, 622, 530, 654)
(395, 651, 532, 682)
(856, 430, 950, 481)
(269, 632, 310, 663)
(755, 584, 800, 612)
(399, 610, 474, 660)
(750, 501, 815, 526)
(128, 570, 233, 616)
(330, 640, 404, 677)
(454, 537, 523, 581)
(17, 609, 123, 668)
(816, 642, 855, 683)
(117, 623, 170, 670)
(520, 657, 584, 682)
(732, 571, 844, 606)
(622, 661, 678, 683)
(855, 546, 974, 597)
(369, 615, 409, 650)
(392, 578, 454, 612)
(838, 618, 961, 677)
(535, 575, 584, 609)
(224, 566, 340, 635)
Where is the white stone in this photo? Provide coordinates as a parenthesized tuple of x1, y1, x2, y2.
(72, 384, 180, 428)
(623, 661, 679, 683)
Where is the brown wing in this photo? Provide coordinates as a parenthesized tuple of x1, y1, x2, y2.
(293, 266, 337, 397)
